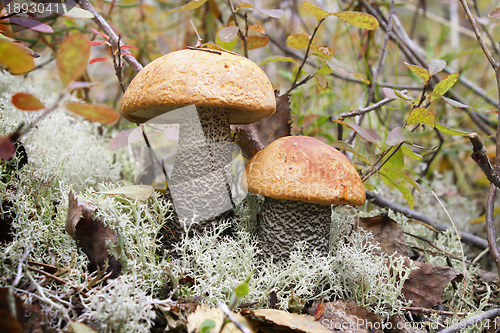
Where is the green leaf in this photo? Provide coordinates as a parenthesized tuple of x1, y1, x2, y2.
(236, 2, 284, 18)
(56, 33, 91, 88)
(0, 39, 35, 75)
(166, 0, 208, 14)
(432, 72, 459, 100)
(286, 33, 310, 49)
(404, 62, 430, 82)
(379, 171, 415, 209)
(331, 119, 381, 148)
(401, 146, 422, 160)
(407, 107, 435, 128)
(385, 127, 413, 146)
(383, 146, 404, 169)
(11, 92, 44, 111)
(381, 167, 420, 192)
(302, 1, 330, 21)
(247, 35, 269, 50)
(330, 11, 379, 30)
(94, 185, 154, 201)
(65, 102, 119, 124)
(260, 56, 299, 66)
(331, 140, 370, 165)
(434, 123, 469, 136)
(234, 282, 250, 297)
(200, 319, 216, 333)
(428, 59, 446, 76)
(441, 96, 477, 112)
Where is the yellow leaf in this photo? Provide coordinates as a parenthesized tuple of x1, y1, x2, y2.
(56, 34, 91, 87)
(65, 102, 119, 124)
(246, 35, 269, 50)
(302, 1, 329, 21)
(166, 0, 208, 14)
(0, 39, 35, 75)
(331, 11, 379, 30)
(286, 33, 309, 49)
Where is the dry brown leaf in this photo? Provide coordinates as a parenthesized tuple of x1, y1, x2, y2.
(232, 91, 291, 159)
(65, 192, 122, 278)
(358, 214, 412, 257)
(402, 260, 462, 308)
(249, 308, 332, 333)
(307, 300, 384, 333)
(0, 287, 24, 333)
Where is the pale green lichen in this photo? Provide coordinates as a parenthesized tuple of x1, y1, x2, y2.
(172, 206, 413, 317)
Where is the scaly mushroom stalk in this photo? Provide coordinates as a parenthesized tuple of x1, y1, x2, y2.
(258, 197, 331, 261)
(169, 106, 234, 226)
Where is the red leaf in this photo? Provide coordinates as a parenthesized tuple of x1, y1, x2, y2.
(91, 28, 109, 40)
(89, 57, 110, 64)
(120, 44, 138, 50)
(11, 92, 44, 111)
(87, 40, 107, 46)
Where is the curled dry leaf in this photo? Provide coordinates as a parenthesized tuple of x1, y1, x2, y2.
(65, 192, 122, 278)
(358, 214, 412, 257)
(308, 300, 384, 333)
(232, 91, 291, 159)
(402, 261, 462, 308)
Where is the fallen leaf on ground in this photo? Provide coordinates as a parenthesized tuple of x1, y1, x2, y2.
(402, 261, 462, 308)
(187, 305, 257, 333)
(232, 91, 291, 159)
(247, 308, 331, 333)
(358, 214, 412, 257)
(65, 192, 122, 278)
(0, 287, 24, 333)
(307, 300, 384, 333)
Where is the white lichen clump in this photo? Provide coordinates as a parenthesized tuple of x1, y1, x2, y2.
(172, 207, 413, 317)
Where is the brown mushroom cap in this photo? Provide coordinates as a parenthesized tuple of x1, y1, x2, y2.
(242, 136, 366, 206)
(120, 49, 276, 124)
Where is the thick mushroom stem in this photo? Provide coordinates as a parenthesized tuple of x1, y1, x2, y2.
(168, 105, 234, 231)
(258, 197, 331, 261)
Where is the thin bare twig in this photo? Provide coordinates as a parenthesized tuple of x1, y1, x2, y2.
(365, 190, 495, 251)
(227, 0, 248, 58)
(287, 18, 325, 94)
(486, 185, 500, 275)
(439, 308, 500, 333)
(77, 0, 143, 73)
(217, 301, 252, 333)
(346, 0, 395, 145)
(469, 132, 500, 187)
(338, 92, 406, 120)
(458, 0, 497, 70)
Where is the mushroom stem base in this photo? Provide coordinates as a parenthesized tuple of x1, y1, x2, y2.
(258, 197, 331, 261)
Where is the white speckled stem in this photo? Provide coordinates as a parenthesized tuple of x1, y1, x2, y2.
(258, 197, 331, 261)
(168, 106, 234, 228)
